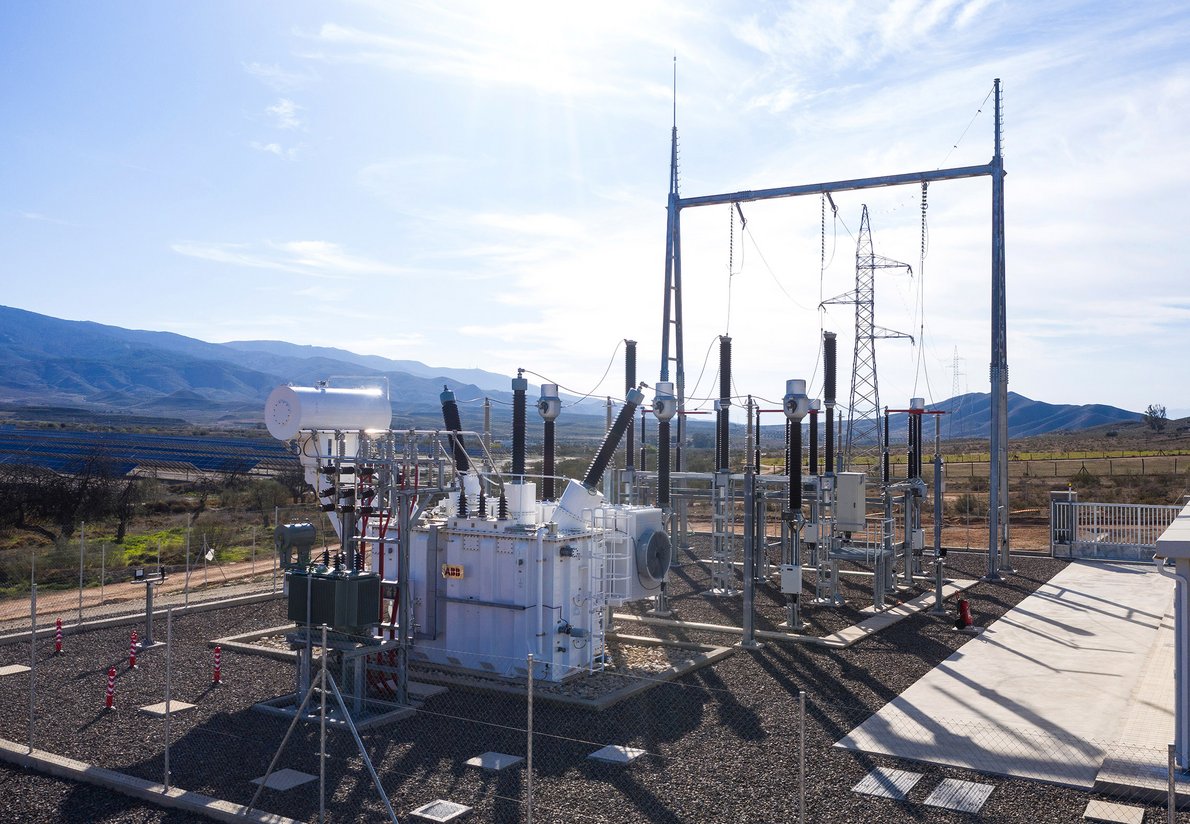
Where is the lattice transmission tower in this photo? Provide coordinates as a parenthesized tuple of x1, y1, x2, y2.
(822, 205, 913, 476)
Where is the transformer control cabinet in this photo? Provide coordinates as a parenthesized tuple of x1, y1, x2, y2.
(836, 472, 867, 533)
(287, 569, 380, 636)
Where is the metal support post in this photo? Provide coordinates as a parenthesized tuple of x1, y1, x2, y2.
(144, 580, 155, 647)
(901, 490, 913, 588)
(709, 472, 738, 596)
(527, 652, 535, 824)
(932, 417, 948, 615)
(320, 624, 328, 824)
(739, 471, 760, 648)
(78, 522, 84, 627)
(1169, 742, 1177, 824)
(396, 490, 413, 706)
(29, 582, 36, 754)
(798, 690, 806, 824)
(164, 608, 172, 791)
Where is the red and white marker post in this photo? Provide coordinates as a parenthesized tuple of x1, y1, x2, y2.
(129, 630, 138, 669)
(212, 645, 222, 685)
(54, 618, 63, 655)
(104, 666, 116, 710)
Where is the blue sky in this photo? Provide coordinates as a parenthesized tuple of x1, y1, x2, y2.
(2, 1, 1188, 418)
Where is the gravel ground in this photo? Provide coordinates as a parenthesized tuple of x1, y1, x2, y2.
(0, 541, 1183, 823)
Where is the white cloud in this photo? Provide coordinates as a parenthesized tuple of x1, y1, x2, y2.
(15, 210, 75, 226)
(266, 98, 303, 130)
(244, 62, 314, 92)
(249, 141, 301, 160)
(171, 240, 405, 278)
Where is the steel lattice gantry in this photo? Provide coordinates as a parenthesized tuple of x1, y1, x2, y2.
(659, 79, 1010, 578)
(822, 204, 912, 476)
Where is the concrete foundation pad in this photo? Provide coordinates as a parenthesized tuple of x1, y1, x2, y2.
(0, 664, 31, 676)
(139, 701, 196, 716)
(464, 752, 523, 771)
(851, 767, 922, 799)
(250, 768, 316, 791)
(923, 778, 994, 812)
(410, 799, 471, 821)
(1083, 800, 1145, 823)
(588, 745, 647, 764)
(837, 562, 1174, 789)
(0, 736, 298, 823)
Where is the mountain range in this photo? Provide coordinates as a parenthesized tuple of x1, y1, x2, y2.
(0, 305, 1142, 440)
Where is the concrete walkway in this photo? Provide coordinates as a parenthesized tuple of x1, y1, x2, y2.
(836, 561, 1175, 789)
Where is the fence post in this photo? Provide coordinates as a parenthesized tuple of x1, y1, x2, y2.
(273, 506, 279, 594)
(184, 529, 190, 609)
(29, 582, 37, 754)
(164, 607, 173, 792)
(527, 652, 534, 824)
(320, 623, 328, 824)
(798, 690, 806, 824)
(1169, 742, 1176, 824)
(78, 522, 85, 627)
(101, 542, 106, 604)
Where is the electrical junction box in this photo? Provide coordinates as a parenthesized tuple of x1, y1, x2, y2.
(910, 528, 925, 551)
(780, 564, 802, 595)
(836, 472, 867, 532)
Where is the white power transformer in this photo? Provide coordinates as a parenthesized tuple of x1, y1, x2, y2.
(375, 479, 670, 681)
(272, 382, 672, 684)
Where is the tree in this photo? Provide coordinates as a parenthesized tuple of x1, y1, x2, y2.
(1144, 403, 1168, 432)
(0, 452, 124, 545)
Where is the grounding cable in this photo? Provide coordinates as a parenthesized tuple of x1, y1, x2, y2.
(939, 85, 995, 169)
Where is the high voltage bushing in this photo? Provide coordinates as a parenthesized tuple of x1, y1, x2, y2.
(910, 397, 925, 479)
(784, 418, 792, 485)
(716, 335, 732, 472)
(512, 372, 528, 479)
(639, 407, 649, 472)
(783, 380, 810, 512)
(542, 420, 555, 499)
(653, 381, 677, 507)
(440, 386, 470, 472)
(583, 388, 645, 489)
(657, 422, 671, 505)
(538, 383, 560, 501)
(809, 400, 820, 476)
(823, 331, 837, 475)
(625, 340, 636, 470)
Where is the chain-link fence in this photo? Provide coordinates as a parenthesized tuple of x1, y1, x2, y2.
(0, 505, 329, 638)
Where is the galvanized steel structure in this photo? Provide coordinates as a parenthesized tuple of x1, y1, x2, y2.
(659, 79, 1010, 578)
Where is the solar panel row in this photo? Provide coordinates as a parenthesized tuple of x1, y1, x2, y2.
(0, 429, 297, 476)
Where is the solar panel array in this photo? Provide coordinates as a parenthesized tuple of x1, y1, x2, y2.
(0, 428, 297, 476)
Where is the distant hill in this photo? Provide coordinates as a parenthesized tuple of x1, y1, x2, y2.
(222, 340, 509, 392)
(0, 305, 515, 427)
(845, 392, 1141, 442)
(0, 305, 611, 432)
(0, 306, 1142, 439)
(919, 392, 1141, 439)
